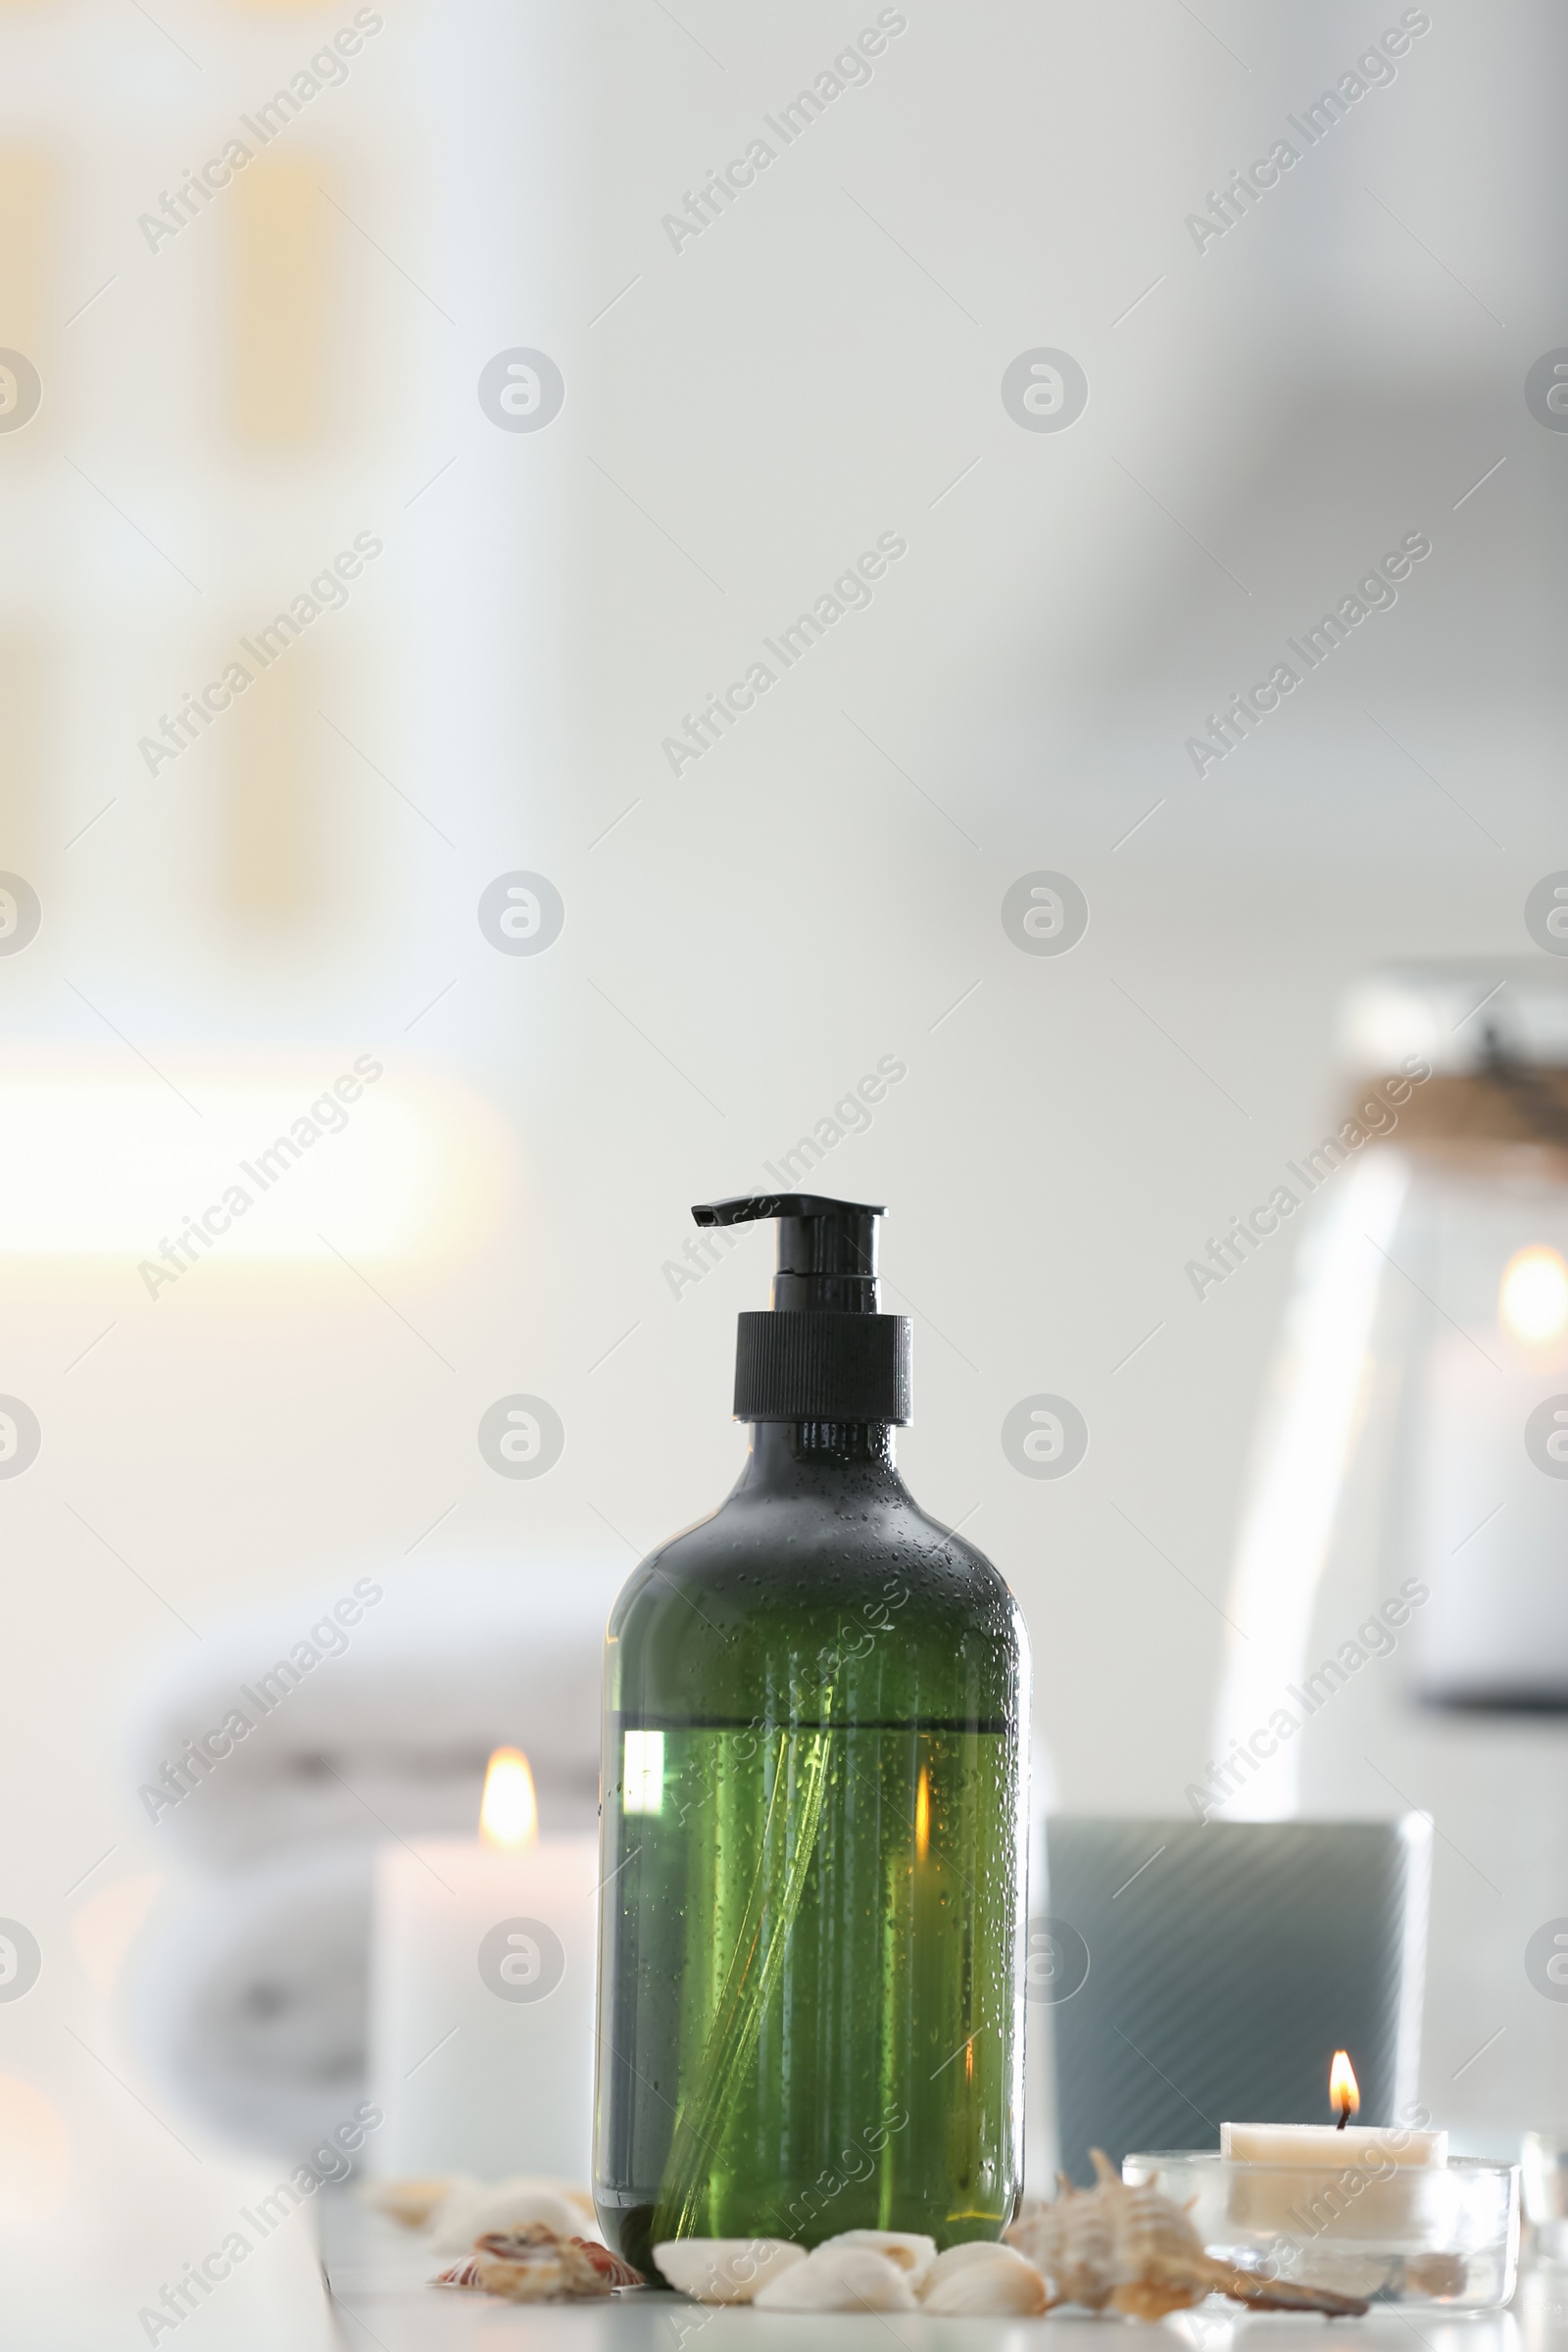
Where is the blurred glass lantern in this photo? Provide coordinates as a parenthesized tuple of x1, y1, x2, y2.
(1212, 963, 1568, 2145)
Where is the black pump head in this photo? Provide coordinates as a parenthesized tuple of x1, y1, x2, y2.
(692, 1194, 883, 1309)
(690, 1194, 909, 1424)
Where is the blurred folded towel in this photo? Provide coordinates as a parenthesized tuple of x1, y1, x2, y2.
(123, 1559, 618, 2155)
(126, 1560, 619, 1869)
(128, 1839, 374, 2154)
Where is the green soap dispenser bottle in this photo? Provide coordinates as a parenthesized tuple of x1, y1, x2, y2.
(592, 1194, 1030, 2274)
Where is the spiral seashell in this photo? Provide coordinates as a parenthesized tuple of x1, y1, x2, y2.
(754, 2246, 917, 2312)
(1007, 2152, 1372, 2321)
(655, 2238, 807, 2304)
(816, 2229, 937, 2284)
(920, 2245, 1049, 2314)
(1006, 2176, 1116, 2310)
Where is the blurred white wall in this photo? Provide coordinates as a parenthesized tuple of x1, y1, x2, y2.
(2, 0, 1565, 2328)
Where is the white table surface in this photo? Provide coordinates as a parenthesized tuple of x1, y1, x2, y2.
(319, 2201, 1567, 2352)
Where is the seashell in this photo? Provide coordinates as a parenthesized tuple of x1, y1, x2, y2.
(572, 2240, 645, 2288)
(1005, 2152, 1372, 2322)
(1103, 2162, 1218, 2320)
(474, 2226, 612, 2302)
(429, 2178, 589, 2254)
(361, 2174, 455, 2230)
(921, 2244, 1049, 2314)
(470, 2252, 607, 2303)
(432, 2255, 484, 2289)
(817, 2229, 937, 2284)
(754, 2246, 917, 2312)
(1405, 2250, 1468, 2299)
(1006, 2176, 1116, 2311)
(655, 2238, 807, 2303)
(433, 2222, 636, 2302)
(922, 2239, 1027, 2280)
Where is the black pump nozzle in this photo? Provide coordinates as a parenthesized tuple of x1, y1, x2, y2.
(691, 1195, 909, 1424)
(691, 1194, 884, 1313)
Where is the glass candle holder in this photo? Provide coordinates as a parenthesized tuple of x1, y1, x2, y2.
(1123, 2151, 1519, 2311)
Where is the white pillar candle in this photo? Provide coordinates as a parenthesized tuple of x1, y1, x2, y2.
(368, 1749, 599, 2180)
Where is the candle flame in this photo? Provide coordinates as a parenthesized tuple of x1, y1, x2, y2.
(1499, 1246, 1568, 1344)
(1330, 2049, 1359, 2125)
(915, 1766, 930, 1864)
(480, 1746, 538, 1849)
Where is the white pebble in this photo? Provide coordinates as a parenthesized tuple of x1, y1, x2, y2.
(655, 2238, 807, 2304)
(755, 2246, 917, 2312)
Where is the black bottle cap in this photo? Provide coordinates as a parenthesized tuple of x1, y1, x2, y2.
(691, 1195, 911, 1424)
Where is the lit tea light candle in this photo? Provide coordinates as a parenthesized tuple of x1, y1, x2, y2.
(1223, 2050, 1446, 2169)
(368, 1747, 599, 2180)
(1223, 2053, 1447, 2239)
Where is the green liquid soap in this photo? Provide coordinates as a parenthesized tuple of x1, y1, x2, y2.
(592, 1196, 1029, 2278)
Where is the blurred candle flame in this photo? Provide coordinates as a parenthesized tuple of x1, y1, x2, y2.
(1330, 2048, 1359, 2125)
(914, 1765, 930, 1864)
(1499, 1246, 1568, 1344)
(480, 1746, 538, 1849)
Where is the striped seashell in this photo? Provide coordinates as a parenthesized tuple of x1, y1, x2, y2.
(433, 2222, 634, 2302)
